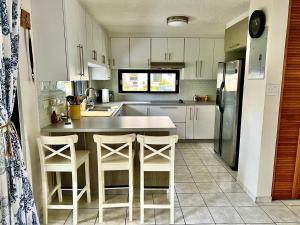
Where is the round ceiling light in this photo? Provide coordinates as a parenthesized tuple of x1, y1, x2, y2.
(167, 16, 189, 27)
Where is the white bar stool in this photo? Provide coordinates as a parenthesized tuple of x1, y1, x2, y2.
(93, 134, 136, 223)
(137, 135, 178, 224)
(37, 135, 91, 225)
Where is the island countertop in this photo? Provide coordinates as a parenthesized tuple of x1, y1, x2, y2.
(41, 116, 176, 133)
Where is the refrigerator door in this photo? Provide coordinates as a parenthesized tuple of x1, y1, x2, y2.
(221, 60, 243, 170)
(214, 62, 225, 155)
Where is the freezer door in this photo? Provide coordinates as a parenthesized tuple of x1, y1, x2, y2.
(221, 60, 243, 169)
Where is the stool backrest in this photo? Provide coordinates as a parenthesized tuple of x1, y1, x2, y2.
(137, 135, 179, 165)
(93, 134, 136, 163)
(37, 135, 78, 167)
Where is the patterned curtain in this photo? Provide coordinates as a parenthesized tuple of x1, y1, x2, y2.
(0, 0, 40, 224)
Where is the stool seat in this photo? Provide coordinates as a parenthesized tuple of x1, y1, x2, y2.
(102, 149, 135, 171)
(45, 150, 89, 171)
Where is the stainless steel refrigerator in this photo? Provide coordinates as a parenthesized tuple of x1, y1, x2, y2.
(214, 60, 244, 170)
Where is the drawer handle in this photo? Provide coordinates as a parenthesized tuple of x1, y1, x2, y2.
(159, 107, 178, 109)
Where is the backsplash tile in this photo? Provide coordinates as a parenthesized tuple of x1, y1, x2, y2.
(37, 81, 72, 128)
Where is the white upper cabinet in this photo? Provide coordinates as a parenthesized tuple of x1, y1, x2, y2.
(130, 38, 151, 68)
(64, 0, 89, 80)
(213, 39, 225, 80)
(151, 38, 184, 62)
(198, 38, 214, 80)
(151, 38, 168, 62)
(111, 38, 130, 69)
(32, 0, 88, 81)
(167, 38, 184, 62)
(183, 38, 200, 80)
(86, 13, 95, 64)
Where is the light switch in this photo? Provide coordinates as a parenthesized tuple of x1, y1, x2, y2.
(266, 84, 280, 96)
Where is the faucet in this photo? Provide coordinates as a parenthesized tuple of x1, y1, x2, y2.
(84, 87, 98, 108)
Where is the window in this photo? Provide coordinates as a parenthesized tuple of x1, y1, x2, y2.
(118, 70, 179, 93)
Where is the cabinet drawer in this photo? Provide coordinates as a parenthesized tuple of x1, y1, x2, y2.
(149, 106, 186, 123)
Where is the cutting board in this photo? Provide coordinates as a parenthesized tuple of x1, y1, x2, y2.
(81, 111, 113, 117)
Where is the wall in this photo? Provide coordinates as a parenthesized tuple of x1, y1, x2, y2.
(238, 0, 289, 201)
(18, 0, 42, 212)
(91, 70, 217, 102)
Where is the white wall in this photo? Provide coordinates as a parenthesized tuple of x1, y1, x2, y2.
(238, 0, 289, 201)
(18, 0, 42, 211)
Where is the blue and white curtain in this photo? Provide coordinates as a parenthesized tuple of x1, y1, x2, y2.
(0, 0, 40, 224)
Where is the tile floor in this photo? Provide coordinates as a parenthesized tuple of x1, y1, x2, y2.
(46, 142, 300, 225)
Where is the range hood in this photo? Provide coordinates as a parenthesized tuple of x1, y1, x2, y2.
(150, 62, 185, 69)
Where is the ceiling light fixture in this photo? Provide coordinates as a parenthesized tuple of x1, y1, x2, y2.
(167, 16, 189, 27)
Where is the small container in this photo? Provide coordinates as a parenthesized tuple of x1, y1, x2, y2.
(70, 105, 81, 120)
(51, 111, 59, 124)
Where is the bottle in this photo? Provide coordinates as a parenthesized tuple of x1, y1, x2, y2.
(51, 111, 58, 124)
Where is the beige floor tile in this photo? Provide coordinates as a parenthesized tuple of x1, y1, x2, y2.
(47, 209, 71, 224)
(196, 182, 222, 193)
(226, 193, 256, 206)
(175, 183, 199, 194)
(96, 208, 126, 225)
(188, 165, 209, 173)
(217, 182, 244, 193)
(202, 193, 231, 206)
(175, 173, 194, 182)
(155, 208, 185, 224)
(211, 172, 235, 182)
(177, 193, 206, 207)
(287, 206, 300, 217)
(261, 205, 300, 222)
(206, 165, 228, 173)
(235, 206, 273, 223)
(153, 193, 179, 207)
(192, 173, 214, 183)
(181, 207, 214, 224)
(283, 200, 300, 206)
(208, 206, 243, 223)
(65, 209, 98, 225)
(126, 208, 155, 225)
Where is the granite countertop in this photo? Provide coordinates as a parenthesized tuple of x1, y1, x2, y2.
(41, 116, 176, 133)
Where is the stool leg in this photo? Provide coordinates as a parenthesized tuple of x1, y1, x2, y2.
(169, 170, 175, 224)
(85, 159, 91, 203)
(42, 171, 48, 224)
(140, 168, 144, 224)
(129, 166, 133, 222)
(98, 169, 103, 223)
(72, 171, 78, 225)
(56, 172, 63, 203)
(102, 171, 105, 202)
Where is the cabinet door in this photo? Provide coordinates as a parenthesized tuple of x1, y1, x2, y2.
(198, 39, 214, 80)
(194, 106, 215, 139)
(173, 123, 186, 139)
(151, 38, 168, 62)
(101, 30, 108, 66)
(168, 38, 184, 62)
(93, 22, 103, 65)
(149, 106, 186, 123)
(130, 38, 151, 68)
(64, 0, 84, 80)
(125, 105, 149, 116)
(85, 13, 95, 64)
(111, 38, 130, 69)
(185, 106, 194, 139)
(213, 39, 225, 80)
(183, 38, 200, 80)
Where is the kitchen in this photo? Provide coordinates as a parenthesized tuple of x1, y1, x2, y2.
(8, 0, 296, 224)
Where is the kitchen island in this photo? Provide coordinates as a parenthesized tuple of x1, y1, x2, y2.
(41, 116, 176, 194)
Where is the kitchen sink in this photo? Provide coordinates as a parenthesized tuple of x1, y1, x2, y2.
(87, 106, 112, 112)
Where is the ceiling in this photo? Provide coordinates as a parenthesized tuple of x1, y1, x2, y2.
(79, 0, 250, 37)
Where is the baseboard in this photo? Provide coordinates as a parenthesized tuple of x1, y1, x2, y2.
(237, 179, 272, 203)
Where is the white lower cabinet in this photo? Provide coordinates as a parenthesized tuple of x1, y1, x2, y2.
(173, 123, 186, 139)
(186, 105, 215, 139)
(124, 105, 149, 116)
(149, 106, 186, 123)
